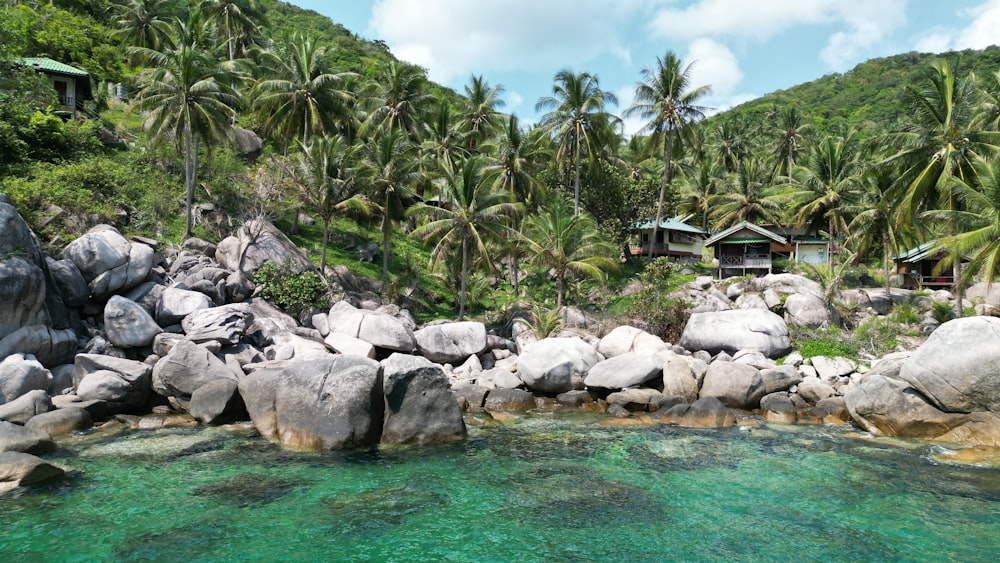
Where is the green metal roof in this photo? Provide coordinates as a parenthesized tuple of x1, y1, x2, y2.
(629, 217, 705, 235)
(704, 221, 788, 247)
(720, 238, 770, 244)
(17, 57, 89, 77)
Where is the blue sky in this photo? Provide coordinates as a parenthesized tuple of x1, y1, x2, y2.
(290, 1, 1000, 134)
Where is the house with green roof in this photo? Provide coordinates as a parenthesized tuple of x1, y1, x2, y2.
(627, 216, 706, 262)
(16, 57, 93, 117)
(893, 242, 968, 290)
(704, 221, 789, 278)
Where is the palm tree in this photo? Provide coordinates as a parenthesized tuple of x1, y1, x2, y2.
(520, 198, 619, 308)
(458, 75, 505, 153)
(677, 158, 721, 232)
(198, 0, 266, 63)
(624, 51, 710, 259)
(360, 128, 418, 288)
(294, 135, 370, 272)
(785, 134, 861, 272)
(711, 117, 750, 173)
(712, 157, 783, 229)
(111, 0, 175, 54)
(362, 61, 433, 141)
(130, 17, 242, 238)
(251, 34, 355, 148)
(536, 69, 618, 215)
(418, 99, 468, 185)
(885, 60, 1000, 314)
(846, 167, 905, 298)
(769, 105, 812, 180)
(934, 154, 1000, 287)
(408, 157, 521, 319)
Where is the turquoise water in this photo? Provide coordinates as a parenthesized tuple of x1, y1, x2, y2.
(2, 413, 999, 562)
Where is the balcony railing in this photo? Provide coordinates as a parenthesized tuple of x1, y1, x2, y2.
(58, 95, 76, 109)
(721, 255, 772, 268)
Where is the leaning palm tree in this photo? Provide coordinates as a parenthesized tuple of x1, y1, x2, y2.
(624, 51, 710, 258)
(408, 157, 521, 319)
(536, 69, 618, 215)
(458, 74, 505, 153)
(294, 134, 371, 272)
(885, 59, 1000, 314)
(130, 17, 242, 238)
(711, 157, 783, 230)
(360, 128, 419, 288)
(785, 134, 861, 272)
(520, 198, 619, 308)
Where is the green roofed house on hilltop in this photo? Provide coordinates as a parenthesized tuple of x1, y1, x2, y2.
(627, 216, 706, 263)
(704, 221, 789, 279)
(16, 57, 93, 117)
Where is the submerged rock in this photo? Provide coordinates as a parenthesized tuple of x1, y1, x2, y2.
(0, 451, 65, 488)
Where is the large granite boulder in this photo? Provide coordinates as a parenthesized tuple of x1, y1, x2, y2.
(156, 287, 213, 326)
(760, 365, 802, 394)
(181, 304, 249, 346)
(215, 218, 314, 277)
(0, 420, 56, 454)
(414, 322, 488, 364)
(324, 332, 376, 359)
(661, 353, 699, 402)
(0, 390, 52, 424)
(0, 325, 78, 368)
(61, 226, 153, 299)
(0, 256, 48, 340)
(0, 451, 64, 488)
(190, 379, 246, 424)
(596, 326, 668, 358)
(328, 309, 416, 353)
(74, 354, 152, 413)
(104, 295, 162, 348)
(662, 396, 737, 428)
(583, 352, 663, 390)
(239, 356, 384, 450)
(25, 407, 91, 436)
(898, 317, 1000, 414)
(698, 361, 765, 410)
(748, 273, 823, 298)
(516, 337, 601, 394)
(484, 388, 536, 411)
(45, 257, 89, 307)
(152, 340, 238, 399)
(679, 310, 791, 359)
(0, 354, 51, 404)
(783, 292, 833, 328)
(380, 354, 466, 444)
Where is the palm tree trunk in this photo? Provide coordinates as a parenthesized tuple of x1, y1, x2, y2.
(556, 272, 564, 309)
(573, 139, 582, 216)
(184, 129, 196, 238)
(954, 259, 963, 317)
(321, 218, 329, 273)
(459, 237, 468, 320)
(883, 232, 891, 299)
(648, 129, 674, 260)
(381, 192, 391, 290)
(509, 211, 520, 295)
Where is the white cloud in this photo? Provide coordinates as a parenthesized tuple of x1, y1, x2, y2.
(684, 38, 741, 99)
(369, 0, 643, 85)
(505, 91, 524, 111)
(613, 85, 645, 137)
(914, 0, 1000, 53)
(914, 31, 954, 53)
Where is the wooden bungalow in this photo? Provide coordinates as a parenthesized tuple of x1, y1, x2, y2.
(627, 217, 705, 262)
(893, 243, 966, 290)
(17, 57, 92, 117)
(704, 221, 788, 278)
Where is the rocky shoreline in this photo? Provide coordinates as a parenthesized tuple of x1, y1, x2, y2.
(2, 196, 1000, 490)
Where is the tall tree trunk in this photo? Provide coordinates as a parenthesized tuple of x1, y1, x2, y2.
(954, 259, 963, 317)
(509, 211, 520, 295)
(556, 272, 564, 309)
(458, 237, 468, 320)
(573, 138, 581, 216)
(648, 129, 675, 260)
(321, 218, 329, 272)
(381, 191, 391, 291)
(883, 232, 891, 299)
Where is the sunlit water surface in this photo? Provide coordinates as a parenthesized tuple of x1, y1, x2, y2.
(2, 413, 999, 562)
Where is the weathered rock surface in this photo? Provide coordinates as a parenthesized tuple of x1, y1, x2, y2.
(699, 361, 765, 410)
(25, 407, 92, 436)
(104, 295, 162, 348)
(323, 332, 376, 358)
(606, 388, 668, 412)
(517, 337, 600, 393)
(152, 340, 238, 399)
(797, 377, 837, 404)
(661, 353, 699, 402)
(189, 379, 246, 424)
(328, 309, 416, 352)
(215, 218, 314, 277)
(679, 310, 791, 359)
(483, 388, 536, 411)
(845, 375, 973, 440)
(0, 451, 64, 488)
(783, 292, 832, 328)
(0, 325, 78, 368)
(596, 326, 667, 358)
(0, 256, 48, 340)
(0, 390, 52, 424)
(156, 287, 213, 326)
(0, 353, 51, 404)
(413, 322, 488, 364)
(239, 356, 383, 450)
(181, 304, 248, 345)
(663, 396, 737, 428)
(583, 352, 663, 390)
(760, 365, 802, 394)
(381, 354, 466, 444)
(0, 420, 56, 454)
(61, 227, 152, 299)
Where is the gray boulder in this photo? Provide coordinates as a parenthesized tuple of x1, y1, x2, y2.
(0, 325, 78, 367)
(76, 368, 150, 413)
(25, 407, 91, 436)
(0, 256, 49, 340)
(898, 317, 1000, 414)
(663, 396, 737, 428)
(583, 352, 662, 390)
(484, 388, 536, 411)
(381, 354, 466, 444)
(760, 364, 802, 394)
(811, 356, 857, 384)
(517, 337, 600, 393)
(181, 304, 249, 346)
(0, 451, 64, 488)
(239, 356, 383, 450)
(328, 310, 416, 352)
(0, 354, 51, 404)
(0, 420, 56, 454)
(699, 361, 765, 410)
(156, 287, 213, 326)
(0, 390, 52, 424)
(796, 377, 837, 404)
(61, 227, 152, 299)
(606, 388, 668, 412)
(267, 332, 334, 362)
(323, 332, 376, 358)
(152, 340, 238, 399)
(190, 379, 246, 424)
(596, 326, 667, 358)
(679, 309, 791, 359)
(661, 353, 699, 402)
(414, 321, 488, 364)
(783, 292, 833, 328)
(760, 392, 798, 423)
(104, 296, 162, 348)
(215, 218, 314, 277)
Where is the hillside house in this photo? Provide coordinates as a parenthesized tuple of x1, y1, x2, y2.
(704, 221, 788, 278)
(894, 243, 967, 290)
(17, 57, 92, 117)
(627, 217, 705, 262)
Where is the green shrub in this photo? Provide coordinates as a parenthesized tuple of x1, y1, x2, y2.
(252, 260, 329, 318)
(853, 317, 903, 357)
(890, 302, 921, 324)
(931, 301, 954, 324)
(792, 326, 857, 359)
(627, 257, 691, 343)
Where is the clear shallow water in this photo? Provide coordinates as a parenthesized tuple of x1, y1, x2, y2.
(2, 414, 999, 562)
